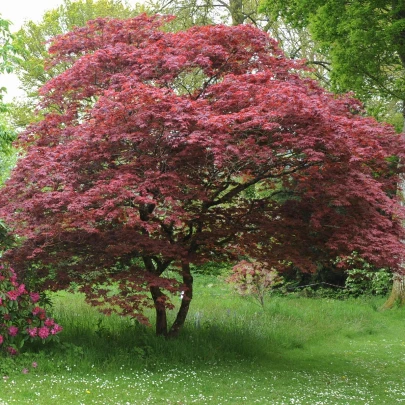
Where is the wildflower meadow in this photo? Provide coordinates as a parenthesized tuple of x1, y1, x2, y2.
(1, 274, 405, 404)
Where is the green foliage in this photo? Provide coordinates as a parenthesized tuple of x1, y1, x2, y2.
(345, 268, 392, 297)
(0, 15, 24, 183)
(0, 15, 15, 76)
(9, 0, 143, 128)
(190, 261, 232, 276)
(0, 113, 17, 158)
(0, 109, 18, 191)
(335, 252, 393, 297)
(260, 0, 405, 128)
(276, 253, 393, 299)
(0, 14, 17, 113)
(0, 219, 16, 253)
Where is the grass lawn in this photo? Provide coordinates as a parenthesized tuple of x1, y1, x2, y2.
(1, 275, 405, 404)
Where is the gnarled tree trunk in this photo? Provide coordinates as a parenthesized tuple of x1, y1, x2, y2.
(150, 285, 169, 336)
(167, 261, 194, 338)
(148, 260, 194, 338)
(382, 273, 405, 309)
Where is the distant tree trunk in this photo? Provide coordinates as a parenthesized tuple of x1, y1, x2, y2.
(382, 273, 405, 309)
(167, 261, 193, 338)
(229, 0, 245, 25)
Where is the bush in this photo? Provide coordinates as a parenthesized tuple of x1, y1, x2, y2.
(345, 268, 392, 297)
(226, 260, 283, 307)
(0, 264, 62, 355)
(335, 252, 392, 297)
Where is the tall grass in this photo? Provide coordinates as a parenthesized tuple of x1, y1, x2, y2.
(1, 275, 405, 404)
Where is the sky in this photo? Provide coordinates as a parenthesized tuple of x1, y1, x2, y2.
(1, 0, 65, 29)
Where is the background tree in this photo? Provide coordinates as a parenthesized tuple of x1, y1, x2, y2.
(260, 0, 405, 129)
(9, 0, 143, 129)
(148, 0, 262, 26)
(149, 0, 331, 87)
(260, 0, 405, 307)
(0, 14, 17, 177)
(0, 15, 19, 251)
(1, 16, 404, 337)
(0, 15, 14, 77)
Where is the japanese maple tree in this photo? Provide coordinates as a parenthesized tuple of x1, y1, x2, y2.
(1, 15, 405, 337)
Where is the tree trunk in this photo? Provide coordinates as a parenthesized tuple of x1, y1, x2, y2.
(229, 0, 245, 25)
(167, 261, 194, 338)
(382, 273, 405, 309)
(150, 285, 168, 336)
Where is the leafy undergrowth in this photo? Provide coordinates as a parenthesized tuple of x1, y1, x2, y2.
(1, 276, 405, 404)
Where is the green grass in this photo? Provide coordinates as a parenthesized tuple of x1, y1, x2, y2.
(1, 275, 405, 404)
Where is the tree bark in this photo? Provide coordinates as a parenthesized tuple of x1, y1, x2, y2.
(150, 285, 168, 336)
(229, 0, 245, 25)
(382, 273, 405, 309)
(167, 261, 194, 338)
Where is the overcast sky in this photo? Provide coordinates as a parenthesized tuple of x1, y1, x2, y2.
(0, 1, 66, 100)
(1, 0, 66, 29)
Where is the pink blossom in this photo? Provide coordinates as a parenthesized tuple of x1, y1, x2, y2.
(32, 306, 45, 318)
(32, 307, 46, 320)
(27, 327, 37, 337)
(38, 326, 50, 339)
(8, 326, 18, 337)
(22, 368, 29, 374)
(7, 347, 17, 355)
(50, 324, 63, 335)
(29, 292, 40, 303)
(44, 318, 55, 327)
(0, 335, 3, 345)
(32, 362, 38, 368)
(0, 297, 2, 305)
(6, 290, 19, 301)
(9, 272, 17, 285)
(17, 284, 26, 295)
(32, 306, 40, 315)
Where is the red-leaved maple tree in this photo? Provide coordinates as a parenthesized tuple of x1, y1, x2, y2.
(1, 15, 405, 337)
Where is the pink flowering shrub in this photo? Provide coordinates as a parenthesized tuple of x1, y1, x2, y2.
(226, 260, 283, 308)
(0, 265, 62, 355)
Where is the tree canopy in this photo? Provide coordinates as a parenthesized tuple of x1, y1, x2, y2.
(150, 0, 329, 83)
(1, 15, 405, 336)
(0, 14, 17, 181)
(0, 15, 14, 76)
(260, 0, 405, 128)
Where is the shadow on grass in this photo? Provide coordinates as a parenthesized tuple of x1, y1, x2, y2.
(17, 292, 405, 379)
